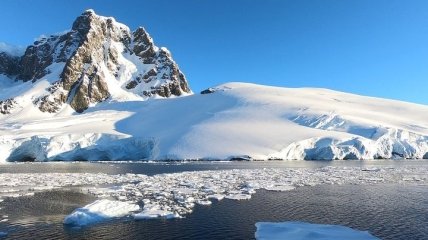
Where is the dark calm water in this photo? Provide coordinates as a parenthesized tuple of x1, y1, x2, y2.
(0, 160, 426, 175)
(0, 161, 427, 240)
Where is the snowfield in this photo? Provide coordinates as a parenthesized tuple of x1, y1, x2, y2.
(1, 82, 428, 161)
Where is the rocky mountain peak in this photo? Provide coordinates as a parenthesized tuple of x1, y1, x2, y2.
(133, 27, 155, 61)
(71, 10, 96, 37)
(0, 10, 192, 113)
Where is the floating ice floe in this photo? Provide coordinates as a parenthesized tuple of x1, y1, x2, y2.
(263, 185, 296, 192)
(63, 199, 140, 226)
(196, 200, 212, 205)
(134, 206, 180, 220)
(255, 222, 380, 240)
(225, 193, 252, 200)
(0, 166, 426, 223)
(207, 194, 225, 201)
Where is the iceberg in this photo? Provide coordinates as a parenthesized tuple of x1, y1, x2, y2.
(63, 199, 140, 226)
(255, 222, 380, 240)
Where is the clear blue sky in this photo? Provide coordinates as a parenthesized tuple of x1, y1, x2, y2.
(1, 0, 427, 104)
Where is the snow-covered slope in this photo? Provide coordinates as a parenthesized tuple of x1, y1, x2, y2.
(0, 82, 427, 162)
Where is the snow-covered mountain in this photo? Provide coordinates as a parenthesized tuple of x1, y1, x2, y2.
(0, 9, 191, 114)
(0, 11, 427, 162)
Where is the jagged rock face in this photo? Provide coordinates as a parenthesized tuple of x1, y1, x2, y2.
(126, 47, 191, 98)
(0, 9, 192, 113)
(0, 52, 20, 76)
(68, 67, 110, 112)
(17, 31, 80, 81)
(127, 27, 190, 98)
(133, 27, 156, 61)
(0, 98, 17, 114)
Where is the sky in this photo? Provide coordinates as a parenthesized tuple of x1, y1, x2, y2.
(0, 0, 427, 105)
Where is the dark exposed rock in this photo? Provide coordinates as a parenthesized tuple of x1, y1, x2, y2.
(36, 95, 64, 113)
(133, 27, 156, 62)
(145, 48, 191, 97)
(423, 152, 428, 159)
(0, 52, 20, 76)
(18, 39, 54, 81)
(143, 68, 157, 81)
(0, 98, 17, 114)
(229, 155, 252, 161)
(126, 68, 158, 90)
(17, 31, 82, 82)
(200, 87, 230, 94)
(201, 88, 216, 94)
(34, 83, 67, 113)
(69, 67, 110, 113)
(125, 80, 138, 90)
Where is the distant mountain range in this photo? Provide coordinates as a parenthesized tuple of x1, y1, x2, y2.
(0, 10, 427, 162)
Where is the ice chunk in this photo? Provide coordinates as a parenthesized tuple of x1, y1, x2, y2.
(207, 194, 225, 200)
(134, 209, 180, 220)
(63, 199, 140, 226)
(225, 193, 251, 200)
(263, 185, 295, 192)
(196, 200, 212, 205)
(255, 222, 380, 240)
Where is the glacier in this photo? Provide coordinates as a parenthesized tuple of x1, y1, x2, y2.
(0, 82, 428, 161)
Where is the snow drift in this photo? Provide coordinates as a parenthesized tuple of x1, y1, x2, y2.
(0, 82, 427, 161)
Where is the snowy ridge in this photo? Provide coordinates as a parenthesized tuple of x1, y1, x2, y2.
(0, 82, 427, 161)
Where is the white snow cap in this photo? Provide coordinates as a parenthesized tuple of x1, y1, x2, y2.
(84, 9, 96, 14)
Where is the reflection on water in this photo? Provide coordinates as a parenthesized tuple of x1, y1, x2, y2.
(0, 185, 427, 240)
(1, 190, 96, 226)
